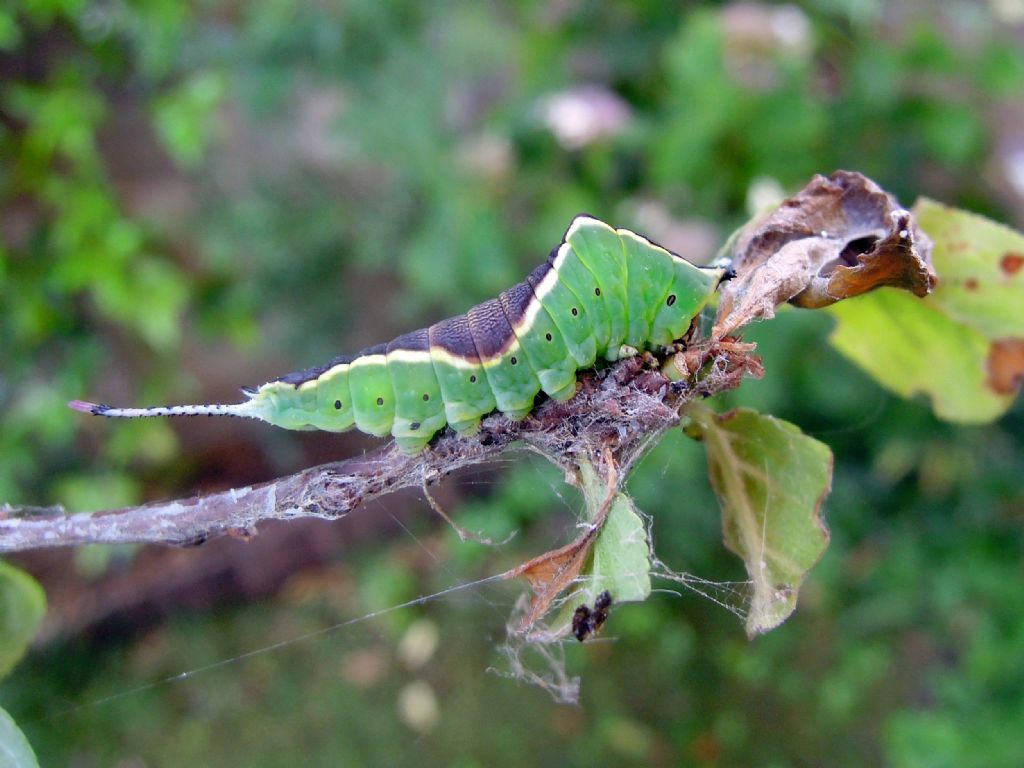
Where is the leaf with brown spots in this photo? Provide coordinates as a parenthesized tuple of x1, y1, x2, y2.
(714, 170, 935, 337)
(828, 200, 1024, 422)
(911, 200, 1024, 339)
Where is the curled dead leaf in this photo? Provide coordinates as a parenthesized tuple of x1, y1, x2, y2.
(714, 170, 935, 337)
(503, 525, 601, 632)
(807, 208, 935, 307)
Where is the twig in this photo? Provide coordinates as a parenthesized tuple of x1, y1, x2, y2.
(0, 343, 755, 553)
(421, 471, 511, 546)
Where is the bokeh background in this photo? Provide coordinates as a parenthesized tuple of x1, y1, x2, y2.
(2, 1, 1024, 765)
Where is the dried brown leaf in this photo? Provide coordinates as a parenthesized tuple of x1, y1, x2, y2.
(503, 524, 601, 631)
(714, 170, 935, 337)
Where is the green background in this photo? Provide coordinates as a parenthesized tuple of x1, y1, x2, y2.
(1, 1, 1023, 765)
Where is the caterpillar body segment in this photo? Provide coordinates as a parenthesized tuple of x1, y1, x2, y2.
(547, 242, 611, 356)
(306, 360, 355, 431)
(427, 316, 496, 436)
(72, 216, 727, 453)
(498, 279, 578, 403)
(565, 218, 632, 358)
(465, 299, 537, 421)
(386, 332, 448, 452)
(348, 346, 394, 438)
(621, 229, 676, 345)
(526, 254, 597, 369)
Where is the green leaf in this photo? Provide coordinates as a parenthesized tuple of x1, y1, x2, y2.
(578, 460, 652, 604)
(688, 405, 832, 637)
(828, 200, 1024, 422)
(0, 706, 39, 768)
(0, 561, 46, 680)
(152, 71, 227, 168)
(537, 460, 651, 638)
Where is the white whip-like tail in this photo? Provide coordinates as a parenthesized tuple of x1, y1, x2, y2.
(68, 397, 262, 421)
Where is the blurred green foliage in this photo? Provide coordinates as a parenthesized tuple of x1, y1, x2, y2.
(0, 561, 43, 766)
(0, 0, 202, 504)
(0, 560, 45, 680)
(1, 0, 1023, 766)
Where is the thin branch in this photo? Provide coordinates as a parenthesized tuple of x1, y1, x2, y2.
(0, 345, 757, 553)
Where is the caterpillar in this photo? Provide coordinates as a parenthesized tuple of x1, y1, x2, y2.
(70, 216, 727, 453)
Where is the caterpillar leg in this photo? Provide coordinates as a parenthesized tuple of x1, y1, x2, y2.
(395, 436, 432, 454)
(502, 407, 534, 421)
(451, 418, 482, 437)
(549, 380, 578, 402)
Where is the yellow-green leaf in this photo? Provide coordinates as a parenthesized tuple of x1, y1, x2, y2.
(828, 200, 1024, 422)
(828, 288, 1014, 422)
(0, 561, 46, 680)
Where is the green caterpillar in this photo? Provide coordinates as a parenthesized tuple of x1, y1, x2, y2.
(71, 216, 727, 453)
